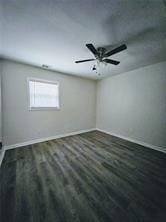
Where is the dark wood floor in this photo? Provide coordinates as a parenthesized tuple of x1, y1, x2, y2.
(0, 131, 166, 222)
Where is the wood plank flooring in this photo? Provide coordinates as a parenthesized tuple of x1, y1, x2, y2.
(0, 131, 166, 222)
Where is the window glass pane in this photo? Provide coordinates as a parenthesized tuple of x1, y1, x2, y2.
(29, 79, 59, 109)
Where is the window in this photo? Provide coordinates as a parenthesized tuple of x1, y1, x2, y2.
(28, 78, 60, 110)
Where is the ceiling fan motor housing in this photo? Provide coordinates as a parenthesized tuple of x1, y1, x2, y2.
(97, 47, 106, 61)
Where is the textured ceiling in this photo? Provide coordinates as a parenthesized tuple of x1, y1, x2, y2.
(0, 0, 166, 79)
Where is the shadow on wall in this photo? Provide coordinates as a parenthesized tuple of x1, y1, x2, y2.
(0, 69, 1, 147)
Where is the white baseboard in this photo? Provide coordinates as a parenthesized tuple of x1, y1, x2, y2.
(2, 127, 165, 166)
(96, 128, 166, 154)
(4, 128, 96, 151)
(0, 147, 5, 167)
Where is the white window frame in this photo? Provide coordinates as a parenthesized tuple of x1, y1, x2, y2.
(27, 77, 60, 111)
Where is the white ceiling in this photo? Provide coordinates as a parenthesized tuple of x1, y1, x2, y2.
(0, 0, 166, 79)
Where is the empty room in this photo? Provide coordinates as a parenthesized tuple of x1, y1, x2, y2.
(0, 0, 166, 221)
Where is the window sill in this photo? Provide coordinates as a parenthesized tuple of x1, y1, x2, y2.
(29, 107, 60, 111)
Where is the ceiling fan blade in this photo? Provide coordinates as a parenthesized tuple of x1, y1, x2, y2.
(75, 59, 95, 63)
(103, 59, 120, 65)
(86, 44, 98, 56)
(104, 44, 127, 57)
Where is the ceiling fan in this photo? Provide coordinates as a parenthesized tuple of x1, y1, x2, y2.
(75, 43, 127, 65)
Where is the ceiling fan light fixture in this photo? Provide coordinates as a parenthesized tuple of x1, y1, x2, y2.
(92, 65, 96, 71)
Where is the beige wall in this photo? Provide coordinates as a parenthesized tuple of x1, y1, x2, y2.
(2, 60, 96, 146)
(96, 61, 166, 150)
(1, 59, 166, 151)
